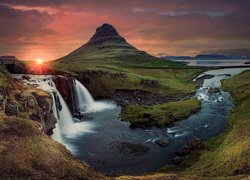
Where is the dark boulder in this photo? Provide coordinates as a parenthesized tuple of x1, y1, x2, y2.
(5, 101, 19, 116)
(21, 75, 30, 80)
(155, 139, 170, 147)
(208, 87, 220, 94)
(166, 112, 175, 124)
(52, 76, 78, 116)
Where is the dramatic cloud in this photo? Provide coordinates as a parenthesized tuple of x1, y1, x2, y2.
(0, 0, 249, 60)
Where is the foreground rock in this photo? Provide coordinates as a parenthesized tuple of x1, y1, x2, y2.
(113, 89, 194, 107)
(155, 139, 170, 147)
(208, 87, 221, 94)
(0, 81, 56, 135)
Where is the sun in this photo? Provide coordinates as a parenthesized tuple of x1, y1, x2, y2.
(36, 58, 44, 65)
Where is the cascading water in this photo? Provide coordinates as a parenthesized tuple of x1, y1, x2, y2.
(11, 74, 113, 151)
(74, 79, 115, 112)
(74, 80, 95, 112)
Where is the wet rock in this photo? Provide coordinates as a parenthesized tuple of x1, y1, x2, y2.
(140, 79, 159, 87)
(5, 101, 19, 116)
(52, 76, 77, 114)
(113, 89, 194, 107)
(166, 112, 175, 124)
(208, 87, 220, 94)
(21, 75, 30, 80)
(195, 74, 214, 88)
(155, 139, 170, 147)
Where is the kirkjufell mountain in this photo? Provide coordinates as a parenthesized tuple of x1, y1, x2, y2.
(57, 23, 163, 65)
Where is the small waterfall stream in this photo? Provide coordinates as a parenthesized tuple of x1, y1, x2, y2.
(74, 80, 95, 112)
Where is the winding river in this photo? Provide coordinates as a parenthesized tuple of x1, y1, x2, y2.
(13, 67, 250, 176)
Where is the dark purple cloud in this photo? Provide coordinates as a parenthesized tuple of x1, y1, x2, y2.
(0, 0, 249, 59)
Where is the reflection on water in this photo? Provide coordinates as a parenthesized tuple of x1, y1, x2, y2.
(170, 59, 250, 67)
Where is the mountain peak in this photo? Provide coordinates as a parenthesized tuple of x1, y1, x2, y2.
(88, 23, 125, 44)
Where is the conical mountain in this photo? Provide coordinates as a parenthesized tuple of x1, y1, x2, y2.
(57, 23, 165, 66)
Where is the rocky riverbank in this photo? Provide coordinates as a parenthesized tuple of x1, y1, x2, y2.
(112, 89, 194, 107)
(0, 77, 56, 135)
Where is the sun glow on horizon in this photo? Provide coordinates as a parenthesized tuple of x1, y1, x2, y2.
(35, 58, 44, 65)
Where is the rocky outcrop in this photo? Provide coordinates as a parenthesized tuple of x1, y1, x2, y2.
(155, 139, 169, 147)
(31, 92, 57, 135)
(52, 75, 80, 116)
(88, 23, 129, 45)
(195, 74, 214, 88)
(208, 87, 221, 94)
(112, 89, 194, 107)
(0, 84, 56, 135)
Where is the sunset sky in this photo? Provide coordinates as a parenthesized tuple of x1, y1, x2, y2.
(0, 0, 250, 60)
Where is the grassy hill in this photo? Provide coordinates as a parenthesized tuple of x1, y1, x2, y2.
(183, 70, 250, 177)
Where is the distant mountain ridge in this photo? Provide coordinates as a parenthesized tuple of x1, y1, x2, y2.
(163, 50, 250, 60)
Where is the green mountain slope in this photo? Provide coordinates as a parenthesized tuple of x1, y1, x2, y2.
(56, 23, 182, 69)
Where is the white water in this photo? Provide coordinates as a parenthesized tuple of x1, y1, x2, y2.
(74, 79, 115, 112)
(12, 75, 113, 148)
(75, 80, 95, 112)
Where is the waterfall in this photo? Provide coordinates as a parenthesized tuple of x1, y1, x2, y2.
(56, 92, 74, 133)
(74, 80, 95, 112)
(73, 79, 115, 112)
(48, 80, 74, 135)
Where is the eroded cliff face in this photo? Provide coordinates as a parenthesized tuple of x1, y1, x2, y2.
(0, 82, 56, 135)
(52, 75, 81, 116)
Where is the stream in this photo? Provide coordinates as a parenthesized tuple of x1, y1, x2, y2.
(12, 67, 250, 176)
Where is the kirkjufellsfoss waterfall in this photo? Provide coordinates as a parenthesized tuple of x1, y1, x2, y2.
(11, 74, 110, 145)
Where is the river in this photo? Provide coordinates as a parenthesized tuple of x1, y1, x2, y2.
(12, 67, 250, 176)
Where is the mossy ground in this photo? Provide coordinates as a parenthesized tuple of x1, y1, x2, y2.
(121, 99, 201, 128)
(0, 113, 106, 179)
(0, 65, 11, 86)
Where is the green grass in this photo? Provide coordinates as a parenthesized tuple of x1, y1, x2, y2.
(178, 70, 250, 177)
(121, 99, 201, 128)
(0, 65, 10, 86)
(0, 114, 106, 179)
